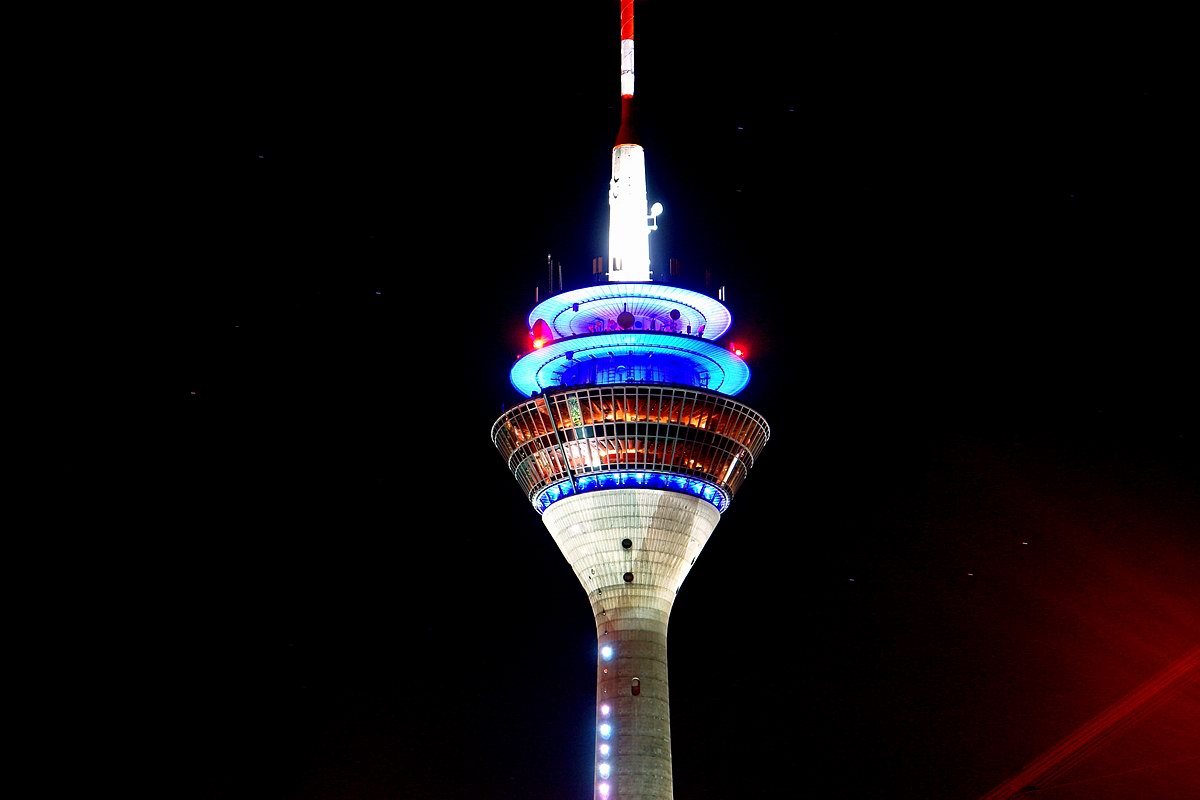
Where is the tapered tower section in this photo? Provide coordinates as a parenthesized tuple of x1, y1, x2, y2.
(491, 4, 769, 799)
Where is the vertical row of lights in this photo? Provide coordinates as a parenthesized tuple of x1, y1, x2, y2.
(598, 644, 615, 797)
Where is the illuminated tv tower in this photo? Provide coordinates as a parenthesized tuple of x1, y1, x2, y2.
(491, 3, 770, 799)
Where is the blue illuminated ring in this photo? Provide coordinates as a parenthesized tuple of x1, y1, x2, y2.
(510, 331, 751, 397)
(528, 283, 732, 341)
(534, 471, 728, 515)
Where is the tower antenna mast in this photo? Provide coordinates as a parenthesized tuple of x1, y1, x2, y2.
(607, 0, 661, 283)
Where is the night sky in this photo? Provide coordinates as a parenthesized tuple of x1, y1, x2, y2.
(158, 4, 1197, 798)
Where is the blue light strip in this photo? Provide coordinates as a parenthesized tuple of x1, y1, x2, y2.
(510, 331, 751, 397)
(534, 471, 728, 514)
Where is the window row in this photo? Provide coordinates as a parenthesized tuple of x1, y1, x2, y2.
(494, 387, 768, 465)
(503, 419, 759, 477)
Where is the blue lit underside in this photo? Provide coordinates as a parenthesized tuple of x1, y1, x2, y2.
(511, 332, 751, 397)
(534, 471, 728, 514)
(528, 283, 732, 340)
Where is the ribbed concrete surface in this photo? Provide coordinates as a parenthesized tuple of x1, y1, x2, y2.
(542, 489, 722, 800)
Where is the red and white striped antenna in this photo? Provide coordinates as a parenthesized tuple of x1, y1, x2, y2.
(608, 0, 660, 282)
(620, 0, 636, 98)
(615, 0, 637, 146)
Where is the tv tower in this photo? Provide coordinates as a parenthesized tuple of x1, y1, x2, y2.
(491, 3, 770, 799)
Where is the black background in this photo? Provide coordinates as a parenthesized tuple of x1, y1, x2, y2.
(145, 3, 1197, 798)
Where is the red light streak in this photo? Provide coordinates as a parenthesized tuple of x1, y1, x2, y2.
(979, 644, 1200, 799)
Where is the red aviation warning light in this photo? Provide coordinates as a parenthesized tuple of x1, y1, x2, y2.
(531, 319, 553, 350)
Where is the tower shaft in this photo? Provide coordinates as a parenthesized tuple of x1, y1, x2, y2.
(544, 490, 721, 800)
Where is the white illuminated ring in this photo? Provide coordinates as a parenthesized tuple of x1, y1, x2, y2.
(510, 331, 751, 397)
(528, 283, 732, 340)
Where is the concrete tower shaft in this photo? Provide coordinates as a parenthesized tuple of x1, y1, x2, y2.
(543, 490, 722, 800)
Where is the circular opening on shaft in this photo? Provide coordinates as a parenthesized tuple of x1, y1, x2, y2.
(621, 539, 632, 550)
(623, 572, 634, 583)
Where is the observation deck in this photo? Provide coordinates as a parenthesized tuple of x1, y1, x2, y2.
(511, 283, 750, 398)
(527, 283, 732, 340)
(496, 281, 768, 515)
(492, 384, 769, 514)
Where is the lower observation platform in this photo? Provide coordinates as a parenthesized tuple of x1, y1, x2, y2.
(492, 384, 770, 513)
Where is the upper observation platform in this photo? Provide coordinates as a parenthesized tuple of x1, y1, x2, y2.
(512, 283, 748, 398)
(528, 283, 732, 341)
